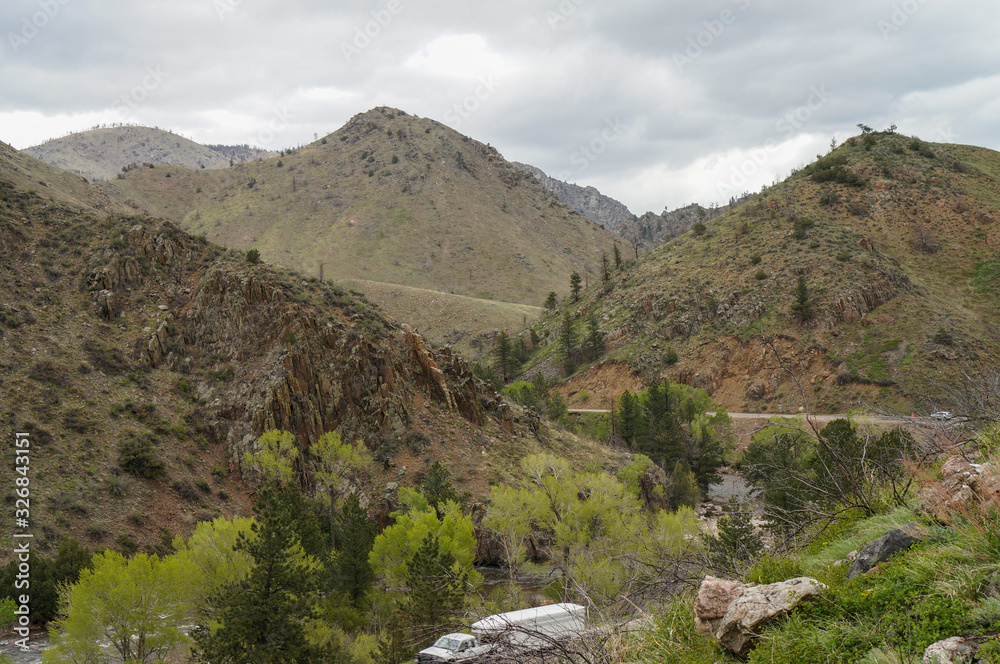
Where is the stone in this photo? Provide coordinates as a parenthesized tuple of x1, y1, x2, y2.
(923, 636, 975, 663)
(715, 577, 826, 655)
(694, 576, 748, 636)
(847, 525, 921, 579)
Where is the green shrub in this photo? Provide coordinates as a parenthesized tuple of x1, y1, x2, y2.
(755, 270, 767, 280)
(745, 556, 803, 585)
(118, 433, 165, 479)
(664, 346, 679, 366)
(245, 248, 260, 264)
(750, 254, 762, 265)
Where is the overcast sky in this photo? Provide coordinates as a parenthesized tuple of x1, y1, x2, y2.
(1, 0, 998, 214)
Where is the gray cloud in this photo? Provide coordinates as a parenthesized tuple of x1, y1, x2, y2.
(1, 0, 997, 214)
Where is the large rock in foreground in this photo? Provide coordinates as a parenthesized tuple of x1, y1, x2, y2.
(693, 576, 749, 637)
(714, 577, 826, 655)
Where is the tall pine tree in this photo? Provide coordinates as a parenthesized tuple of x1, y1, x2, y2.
(194, 488, 341, 664)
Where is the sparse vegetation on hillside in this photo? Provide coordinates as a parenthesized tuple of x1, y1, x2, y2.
(530, 130, 1000, 414)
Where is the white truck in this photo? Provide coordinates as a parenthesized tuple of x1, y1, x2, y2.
(415, 603, 587, 663)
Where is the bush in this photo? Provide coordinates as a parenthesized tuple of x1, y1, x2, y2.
(664, 346, 679, 366)
(245, 249, 260, 264)
(750, 254, 762, 265)
(692, 222, 707, 236)
(755, 270, 767, 280)
(932, 328, 954, 346)
(118, 434, 165, 479)
(745, 556, 802, 585)
(171, 480, 200, 501)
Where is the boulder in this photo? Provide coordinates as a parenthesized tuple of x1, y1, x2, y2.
(715, 577, 825, 655)
(847, 525, 921, 579)
(693, 576, 749, 636)
(923, 636, 975, 663)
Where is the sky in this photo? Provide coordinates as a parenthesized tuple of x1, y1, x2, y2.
(1, 0, 998, 215)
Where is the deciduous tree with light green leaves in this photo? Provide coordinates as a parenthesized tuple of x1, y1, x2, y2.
(368, 488, 480, 593)
(482, 453, 702, 608)
(44, 551, 190, 664)
(244, 429, 300, 487)
(308, 430, 372, 538)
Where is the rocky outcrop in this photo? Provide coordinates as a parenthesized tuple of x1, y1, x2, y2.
(695, 576, 826, 656)
(694, 576, 748, 637)
(826, 274, 905, 325)
(85, 219, 504, 484)
(918, 455, 999, 521)
(923, 637, 975, 663)
(513, 162, 636, 232)
(846, 525, 922, 579)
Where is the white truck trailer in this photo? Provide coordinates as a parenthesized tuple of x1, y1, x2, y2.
(415, 603, 587, 663)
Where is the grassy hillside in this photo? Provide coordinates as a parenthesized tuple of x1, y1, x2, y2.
(340, 278, 543, 359)
(24, 125, 274, 181)
(0, 143, 619, 560)
(530, 131, 1000, 414)
(99, 107, 623, 310)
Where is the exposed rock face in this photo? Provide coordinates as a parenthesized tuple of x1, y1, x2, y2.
(919, 455, 999, 520)
(846, 526, 922, 579)
(712, 577, 826, 655)
(512, 162, 636, 232)
(694, 576, 749, 637)
(923, 637, 975, 663)
(85, 219, 503, 485)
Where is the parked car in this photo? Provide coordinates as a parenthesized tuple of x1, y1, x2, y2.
(930, 411, 953, 421)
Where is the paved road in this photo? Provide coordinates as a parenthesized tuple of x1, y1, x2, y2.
(567, 409, 929, 426)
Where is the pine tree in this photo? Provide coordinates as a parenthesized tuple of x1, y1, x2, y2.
(585, 312, 602, 360)
(618, 390, 640, 446)
(613, 242, 622, 269)
(559, 313, 576, 375)
(335, 493, 376, 606)
(704, 498, 764, 576)
(791, 275, 813, 322)
(601, 253, 611, 285)
(194, 488, 336, 664)
(545, 292, 558, 310)
(493, 330, 513, 382)
(570, 271, 582, 301)
(402, 534, 466, 641)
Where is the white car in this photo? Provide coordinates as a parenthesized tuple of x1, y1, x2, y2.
(930, 411, 953, 421)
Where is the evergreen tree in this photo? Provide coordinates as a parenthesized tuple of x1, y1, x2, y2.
(493, 330, 513, 382)
(559, 313, 576, 375)
(613, 242, 622, 269)
(585, 312, 603, 360)
(194, 488, 338, 664)
(601, 253, 611, 285)
(544, 291, 558, 311)
(570, 271, 582, 301)
(420, 461, 465, 516)
(704, 498, 764, 576)
(618, 390, 640, 446)
(791, 275, 813, 322)
(334, 493, 376, 606)
(402, 533, 467, 640)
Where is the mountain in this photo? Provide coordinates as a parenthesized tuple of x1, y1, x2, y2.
(0, 141, 612, 555)
(96, 107, 624, 354)
(532, 131, 1000, 414)
(512, 162, 637, 232)
(513, 161, 747, 253)
(23, 125, 275, 181)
